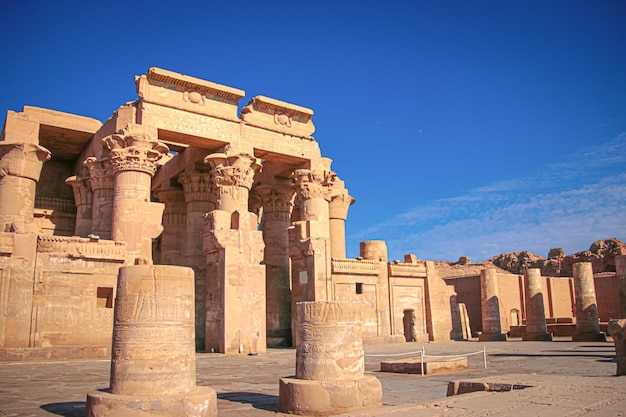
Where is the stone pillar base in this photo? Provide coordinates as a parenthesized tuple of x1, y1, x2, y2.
(522, 332, 553, 341)
(478, 333, 507, 342)
(572, 332, 607, 342)
(279, 375, 382, 416)
(86, 386, 217, 417)
(608, 319, 626, 376)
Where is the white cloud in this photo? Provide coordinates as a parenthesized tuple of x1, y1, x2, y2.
(349, 134, 626, 261)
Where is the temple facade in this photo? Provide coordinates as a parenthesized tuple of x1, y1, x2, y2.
(0, 68, 461, 357)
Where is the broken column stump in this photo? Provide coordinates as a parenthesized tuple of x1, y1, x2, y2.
(279, 301, 382, 416)
(86, 265, 217, 417)
(572, 262, 606, 342)
(608, 319, 626, 376)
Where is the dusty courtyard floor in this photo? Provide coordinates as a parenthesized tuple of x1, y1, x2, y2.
(1, 337, 625, 417)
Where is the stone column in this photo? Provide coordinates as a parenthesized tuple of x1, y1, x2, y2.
(617, 255, 626, 318)
(105, 125, 169, 264)
(572, 262, 606, 342)
(154, 188, 186, 265)
(328, 178, 354, 259)
(178, 170, 213, 352)
(608, 319, 626, 376)
(65, 174, 93, 237)
(84, 157, 114, 240)
(289, 167, 336, 345)
(256, 179, 295, 347)
(0, 142, 50, 233)
(290, 167, 334, 296)
(360, 240, 388, 262)
(203, 152, 265, 354)
(608, 256, 626, 376)
(86, 265, 217, 416)
(522, 268, 552, 341)
(279, 301, 382, 415)
(478, 269, 507, 341)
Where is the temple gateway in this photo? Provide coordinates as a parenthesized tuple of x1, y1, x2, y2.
(1, 68, 623, 359)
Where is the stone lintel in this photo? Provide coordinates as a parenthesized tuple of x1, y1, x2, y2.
(1, 110, 40, 143)
(136, 67, 244, 122)
(22, 106, 102, 134)
(389, 263, 428, 278)
(241, 95, 315, 138)
(36, 235, 127, 262)
(331, 258, 383, 276)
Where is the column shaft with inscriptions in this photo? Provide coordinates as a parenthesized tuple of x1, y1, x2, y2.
(478, 269, 507, 341)
(522, 268, 552, 341)
(203, 152, 265, 354)
(154, 188, 186, 265)
(573, 262, 606, 342)
(84, 157, 114, 240)
(86, 265, 217, 416)
(289, 164, 335, 322)
(178, 170, 213, 351)
(105, 125, 169, 264)
(279, 301, 382, 415)
(256, 179, 294, 347)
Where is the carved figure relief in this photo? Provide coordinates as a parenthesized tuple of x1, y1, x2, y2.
(183, 90, 206, 106)
(274, 112, 291, 127)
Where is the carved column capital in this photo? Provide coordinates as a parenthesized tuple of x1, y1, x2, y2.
(329, 179, 355, 221)
(103, 125, 169, 176)
(65, 175, 93, 207)
(255, 180, 295, 214)
(204, 152, 262, 212)
(204, 152, 261, 191)
(178, 171, 212, 203)
(0, 142, 51, 181)
(84, 157, 114, 191)
(292, 168, 336, 201)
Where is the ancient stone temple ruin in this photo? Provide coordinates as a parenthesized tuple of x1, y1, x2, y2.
(0, 68, 460, 357)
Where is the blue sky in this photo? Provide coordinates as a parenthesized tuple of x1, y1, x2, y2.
(1, 1, 625, 261)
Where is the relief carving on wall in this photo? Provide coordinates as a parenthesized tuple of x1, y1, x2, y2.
(183, 90, 206, 106)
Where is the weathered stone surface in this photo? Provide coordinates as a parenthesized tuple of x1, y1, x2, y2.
(522, 268, 552, 341)
(478, 269, 506, 341)
(85, 265, 216, 417)
(572, 262, 606, 342)
(280, 301, 382, 416)
(608, 319, 626, 376)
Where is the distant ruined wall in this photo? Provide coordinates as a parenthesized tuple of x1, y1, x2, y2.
(445, 271, 620, 334)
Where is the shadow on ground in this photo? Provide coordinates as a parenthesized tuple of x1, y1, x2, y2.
(41, 402, 85, 417)
(218, 391, 279, 412)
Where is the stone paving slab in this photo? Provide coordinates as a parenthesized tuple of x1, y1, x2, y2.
(0, 338, 624, 416)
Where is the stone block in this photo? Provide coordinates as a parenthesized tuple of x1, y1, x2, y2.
(381, 356, 468, 375)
